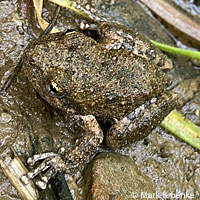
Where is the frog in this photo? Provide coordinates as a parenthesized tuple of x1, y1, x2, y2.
(21, 10, 178, 189)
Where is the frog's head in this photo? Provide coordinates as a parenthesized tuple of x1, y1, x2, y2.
(23, 56, 69, 112)
(22, 31, 96, 114)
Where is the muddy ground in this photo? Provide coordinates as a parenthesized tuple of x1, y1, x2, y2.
(0, 0, 199, 199)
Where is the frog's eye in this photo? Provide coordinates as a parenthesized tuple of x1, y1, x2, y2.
(46, 81, 64, 98)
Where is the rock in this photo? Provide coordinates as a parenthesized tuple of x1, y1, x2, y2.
(83, 152, 155, 200)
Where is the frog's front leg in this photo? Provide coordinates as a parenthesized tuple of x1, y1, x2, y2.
(22, 115, 103, 189)
(106, 91, 178, 148)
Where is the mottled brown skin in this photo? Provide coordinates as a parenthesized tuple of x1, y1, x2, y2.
(23, 29, 170, 121)
(22, 22, 177, 188)
(98, 22, 173, 70)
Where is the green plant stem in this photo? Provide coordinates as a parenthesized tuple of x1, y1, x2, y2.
(161, 110, 200, 150)
(151, 40, 200, 60)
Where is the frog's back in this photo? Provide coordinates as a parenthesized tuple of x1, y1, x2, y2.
(23, 32, 170, 120)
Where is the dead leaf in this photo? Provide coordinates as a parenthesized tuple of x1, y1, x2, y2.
(32, 0, 60, 33)
(140, 0, 200, 49)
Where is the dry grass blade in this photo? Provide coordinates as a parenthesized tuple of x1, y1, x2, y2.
(0, 147, 39, 200)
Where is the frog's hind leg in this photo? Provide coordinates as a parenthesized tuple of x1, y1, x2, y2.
(106, 91, 178, 148)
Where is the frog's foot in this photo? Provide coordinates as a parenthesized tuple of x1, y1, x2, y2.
(21, 153, 67, 189)
(106, 91, 178, 148)
(172, 76, 200, 107)
(22, 115, 103, 189)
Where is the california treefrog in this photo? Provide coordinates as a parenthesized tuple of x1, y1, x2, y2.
(21, 15, 177, 189)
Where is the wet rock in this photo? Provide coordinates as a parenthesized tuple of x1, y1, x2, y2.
(83, 152, 155, 200)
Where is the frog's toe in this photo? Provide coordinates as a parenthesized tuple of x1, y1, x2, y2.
(27, 152, 57, 166)
(21, 159, 50, 186)
(35, 167, 58, 189)
(22, 153, 67, 189)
